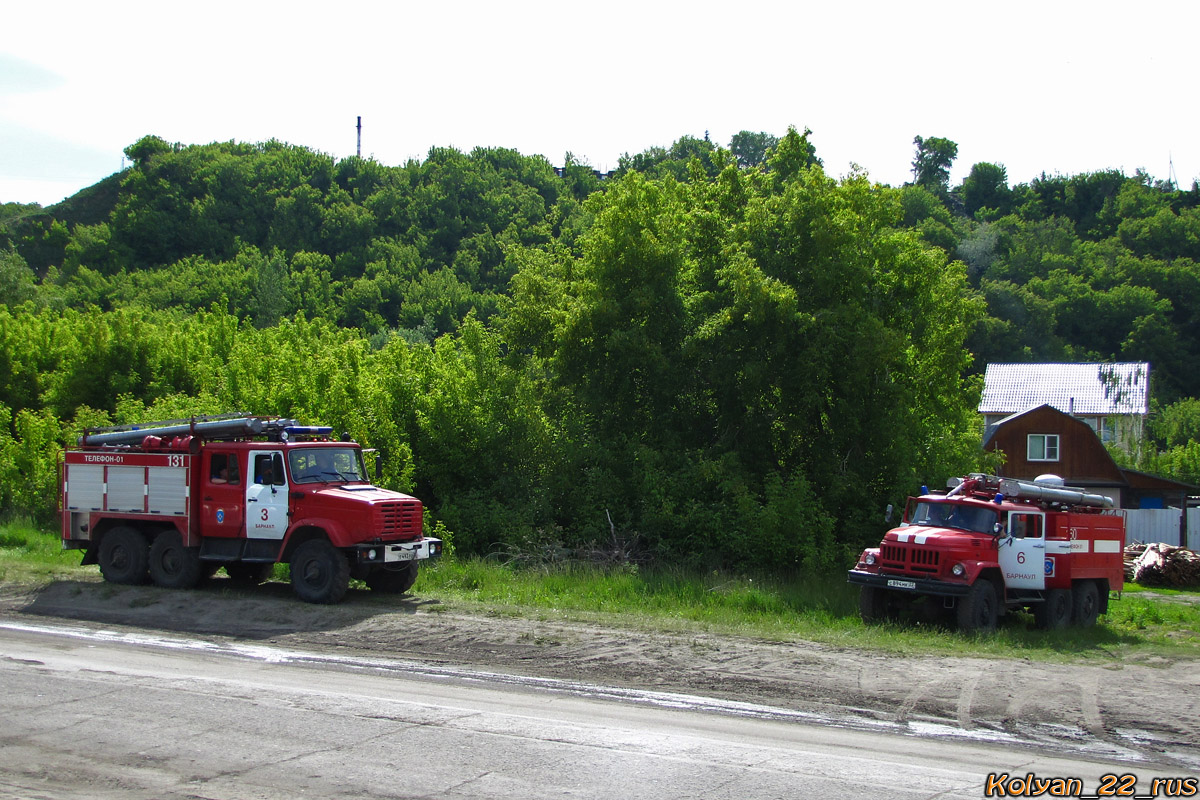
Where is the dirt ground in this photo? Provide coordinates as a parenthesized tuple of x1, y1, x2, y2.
(3, 577, 1198, 768)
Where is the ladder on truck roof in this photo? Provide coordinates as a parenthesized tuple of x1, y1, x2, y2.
(952, 473, 1114, 510)
(78, 413, 299, 447)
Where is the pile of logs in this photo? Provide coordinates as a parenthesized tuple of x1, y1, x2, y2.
(1124, 542, 1200, 587)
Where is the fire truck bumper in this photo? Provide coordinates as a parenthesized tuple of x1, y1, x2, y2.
(846, 569, 971, 597)
(355, 538, 443, 566)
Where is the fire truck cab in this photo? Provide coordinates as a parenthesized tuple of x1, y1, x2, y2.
(847, 474, 1124, 632)
(61, 414, 442, 604)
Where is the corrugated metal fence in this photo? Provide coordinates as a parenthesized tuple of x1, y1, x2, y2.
(1123, 509, 1200, 549)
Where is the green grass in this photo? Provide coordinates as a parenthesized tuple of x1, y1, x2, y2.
(421, 558, 858, 635)
(416, 557, 1200, 661)
(4, 518, 1199, 662)
(0, 517, 94, 584)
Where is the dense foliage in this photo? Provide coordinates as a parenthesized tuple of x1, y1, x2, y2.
(3, 127, 1200, 568)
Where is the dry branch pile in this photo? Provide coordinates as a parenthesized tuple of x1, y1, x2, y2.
(1124, 542, 1200, 587)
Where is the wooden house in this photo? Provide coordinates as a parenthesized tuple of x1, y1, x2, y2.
(984, 404, 1193, 511)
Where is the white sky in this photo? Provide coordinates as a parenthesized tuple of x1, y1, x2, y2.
(2, 0, 1196, 207)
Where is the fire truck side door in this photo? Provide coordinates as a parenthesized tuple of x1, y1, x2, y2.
(200, 449, 244, 537)
(999, 511, 1046, 590)
(246, 450, 288, 540)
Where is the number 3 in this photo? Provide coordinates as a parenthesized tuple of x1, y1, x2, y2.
(261, 508, 269, 521)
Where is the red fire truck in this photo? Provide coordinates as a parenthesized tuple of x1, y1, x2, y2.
(847, 474, 1124, 632)
(61, 414, 441, 604)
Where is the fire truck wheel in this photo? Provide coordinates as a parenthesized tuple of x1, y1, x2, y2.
(365, 562, 419, 594)
(97, 526, 150, 585)
(858, 586, 898, 623)
(956, 580, 998, 633)
(1072, 580, 1100, 627)
(1034, 588, 1073, 630)
(148, 531, 202, 589)
(290, 540, 351, 604)
(225, 563, 275, 585)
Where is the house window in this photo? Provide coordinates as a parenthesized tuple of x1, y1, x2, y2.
(1081, 416, 1115, 443)
(1028, 434, 1059, 462)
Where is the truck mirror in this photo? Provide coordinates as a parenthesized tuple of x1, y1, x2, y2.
(884, 504, 894, 523)
(375, 454, 382, 483)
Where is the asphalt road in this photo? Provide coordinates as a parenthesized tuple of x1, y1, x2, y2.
(0, 621, 1185, 799)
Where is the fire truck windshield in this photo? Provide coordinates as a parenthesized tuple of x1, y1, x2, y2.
(908, 502, 998, 534)
(289, 447, 366, 484)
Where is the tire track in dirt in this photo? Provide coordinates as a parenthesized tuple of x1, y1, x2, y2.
(1077, 671, 1106, 738)
(956, 670, 982, 730)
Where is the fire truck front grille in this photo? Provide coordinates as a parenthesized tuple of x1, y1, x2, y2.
(378, 501, 421, 540)
(881, 543, 940, 574)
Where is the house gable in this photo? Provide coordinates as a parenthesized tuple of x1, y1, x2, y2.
(984, 404, 1126, 488)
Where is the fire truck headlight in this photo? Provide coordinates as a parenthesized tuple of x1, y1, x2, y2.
(864, 553, 876, 566)
(951, 563, 966, 577)
(367, 549, 377, 561)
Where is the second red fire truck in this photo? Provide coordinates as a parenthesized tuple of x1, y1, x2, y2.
(848, 474, 1125, 632)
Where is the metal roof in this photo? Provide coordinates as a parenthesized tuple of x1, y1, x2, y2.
(978, 362, 1150, 416)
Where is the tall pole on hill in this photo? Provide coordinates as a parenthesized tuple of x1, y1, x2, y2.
(357, 116, 362, 158)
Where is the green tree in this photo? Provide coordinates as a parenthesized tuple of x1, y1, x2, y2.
(506, 156, 983, 564)
(1151, 398, 1200, 448)
(1023, 170, 1128, 238)
(552, 173, 688, 433)
(0, 248, 38, 305)
(911, 135, 958, 196)
(251, 248, 290, 328)
(729, 131, 779, 169)
(899, 184, 959, 252)
(62, 222, 118, 276)
(559, 152, 605, 200)
(617, 135, 725, 182)
(123, 135, 174, 167)
(961, 162, 1012, 218)
(766, 126, 821, 184)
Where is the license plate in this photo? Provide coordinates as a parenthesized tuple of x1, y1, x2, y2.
(389, 547, 417, 561)
(887, 579, 916, 590)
